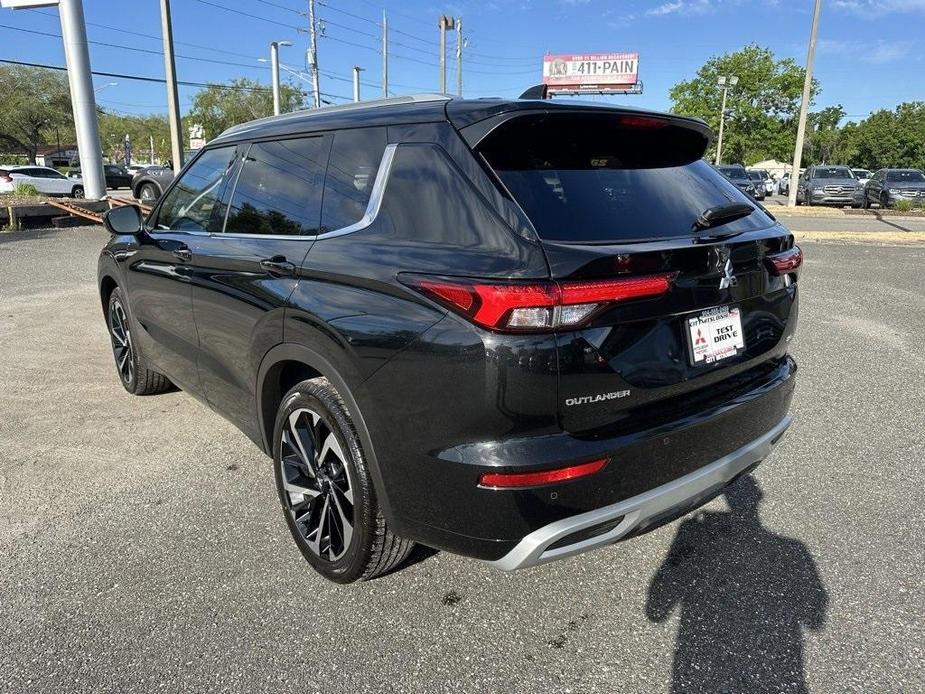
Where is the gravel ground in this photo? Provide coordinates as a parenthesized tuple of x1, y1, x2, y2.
(1, 226, 923, 693)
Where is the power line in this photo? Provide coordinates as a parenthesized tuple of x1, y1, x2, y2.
(0, 23, 269, 72)
(28, 8, 264, 62)
(191, 0, 301, 30)
(0, 58, 277, 92)
(254, 0, 304, 15)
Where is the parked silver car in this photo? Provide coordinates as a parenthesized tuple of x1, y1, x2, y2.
(796, 165, 863, 207)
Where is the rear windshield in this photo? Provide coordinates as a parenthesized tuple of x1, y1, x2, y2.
(814, 167, 853, 179)
(478, 113, 773, 243)
(887, 170, 925, 183)
(852, 169, 872, 178)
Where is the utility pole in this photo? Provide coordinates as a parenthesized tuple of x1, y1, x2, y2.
(352, 66, 363, 102)
(381, 10, 388, 98)
(438, 15, 455, 95)
(269, 40, 292, 116)
(789, 0, 822, 207)
(455, 17, 462, 97)
(57, 0, 105, 198)
(307, 0, 321, 108)
(159, 0, 184, 171)
(149, 134, 155, 164)
(714, 75, 737, 165)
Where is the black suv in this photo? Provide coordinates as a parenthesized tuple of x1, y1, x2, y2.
(98, 95, 800, 583)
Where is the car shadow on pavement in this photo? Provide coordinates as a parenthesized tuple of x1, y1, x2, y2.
(645, 474, 828, 693)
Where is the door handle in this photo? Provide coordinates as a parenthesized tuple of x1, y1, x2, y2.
(172, 246, 192, 262)
(260, 256, 296, 276)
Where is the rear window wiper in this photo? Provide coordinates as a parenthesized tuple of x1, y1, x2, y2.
(693, 202, 755, 231)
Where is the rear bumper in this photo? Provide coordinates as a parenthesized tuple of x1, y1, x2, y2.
(485, 415, 790, 571)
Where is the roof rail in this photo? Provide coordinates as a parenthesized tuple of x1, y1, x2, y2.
(219, 93, 452, 138)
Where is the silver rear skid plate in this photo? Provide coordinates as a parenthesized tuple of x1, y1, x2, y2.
(485, 415, 792, 571)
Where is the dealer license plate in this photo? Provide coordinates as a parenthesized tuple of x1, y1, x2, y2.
(687, 306, 745, 365)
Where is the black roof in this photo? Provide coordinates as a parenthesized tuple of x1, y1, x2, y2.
(209, 93, 711, 147)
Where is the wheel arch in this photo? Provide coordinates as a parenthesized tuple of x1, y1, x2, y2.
(256, 343, 396, 523)
(98, 271, 119, 318)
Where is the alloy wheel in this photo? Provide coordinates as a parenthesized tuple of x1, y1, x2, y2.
(109, 299, 134, 384)
(279, 407, 355, 562)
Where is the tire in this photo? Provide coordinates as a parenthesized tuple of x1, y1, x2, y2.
(273, 377, 414, 583)
(138, 182, 158, 204)
(106, 287, 172, 395)
(71, 185, 84, 198)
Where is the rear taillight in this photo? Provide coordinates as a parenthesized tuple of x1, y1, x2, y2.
(479, 458, 609, 489)
(766, 246, 803, 275)
(0, 174, 12, 183)
(404, 273, 674, 332)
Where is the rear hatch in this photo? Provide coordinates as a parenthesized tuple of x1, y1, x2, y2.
(472, 109, 800, 433)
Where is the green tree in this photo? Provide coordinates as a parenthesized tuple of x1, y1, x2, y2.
(186, 78, 305, 140)
(97, 112, 173, 164)
(848, 102, 925, 170)
(669, 44, 818, 165)
(805, 105, 846, 165)
(0, 65, 74, 163)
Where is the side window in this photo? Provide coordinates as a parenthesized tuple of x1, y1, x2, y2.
(224, 137, 328, 236)
(321, 127, 387, 232)
(155, 146, 237, 232)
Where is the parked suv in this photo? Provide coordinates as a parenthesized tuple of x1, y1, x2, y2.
(98, 96, 800, 583)
(862, 168, 925, 208)
(716, 164, 761, 199)
(796, 165, 862, 207)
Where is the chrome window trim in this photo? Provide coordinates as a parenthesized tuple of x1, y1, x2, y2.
(148, 142, 397, 242)
(206, 143, 398, 242)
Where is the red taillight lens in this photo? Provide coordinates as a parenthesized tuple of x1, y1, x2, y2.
(766, 246, 803, 275)
(617, 115, 669, 129)
(0, 174, 12, 183)
(404, 273, 674, 332)
(479, 458, 609, 489)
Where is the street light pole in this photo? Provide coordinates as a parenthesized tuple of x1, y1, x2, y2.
(438, 15, 455, 95)
(269, 40, 292, 116)
(159, 0, 184, 171)
(94, 81, 117, 94)
(714, 75, 737, 166)
(788, 0, 823, 207)
(352, 66, 363, 102)
(58, 0, 106, 198)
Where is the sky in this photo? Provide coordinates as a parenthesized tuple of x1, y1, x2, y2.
(1, 0, 923, 126)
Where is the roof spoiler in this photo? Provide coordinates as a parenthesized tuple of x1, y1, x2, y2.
(519, 84, 549, 100)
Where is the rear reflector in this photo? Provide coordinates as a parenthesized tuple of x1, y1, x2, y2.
(479, 458, 609, 489)
(404, 273, 674, 332)
(766, 246, 803, 275)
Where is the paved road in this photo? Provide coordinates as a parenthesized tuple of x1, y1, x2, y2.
(1, 227, 923, 693)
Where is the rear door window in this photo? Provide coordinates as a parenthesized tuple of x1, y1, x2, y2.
(320, 127, 386, 232)
(478, 113, 773, 243)
(224, 136, 329, 236)
(154, 146, 238, 232)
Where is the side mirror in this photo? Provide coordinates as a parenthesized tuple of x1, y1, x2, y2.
(103, 204, 144, 235)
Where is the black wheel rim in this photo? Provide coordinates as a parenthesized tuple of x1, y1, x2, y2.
(109, 299, 134, 384)
(279, 408, 355, 562)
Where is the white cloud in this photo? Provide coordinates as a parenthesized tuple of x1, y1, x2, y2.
(861, 41, 915, 63)
(833, 0, 925, 14)
(645, 0, 715, 16)
(818, 39, 850, 54)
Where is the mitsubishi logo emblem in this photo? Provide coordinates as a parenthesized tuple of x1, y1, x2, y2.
(719, 258, 738, 290)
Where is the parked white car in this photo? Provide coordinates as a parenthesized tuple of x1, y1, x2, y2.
(0, 165, 84, 197)
(851, 168, 872, 186)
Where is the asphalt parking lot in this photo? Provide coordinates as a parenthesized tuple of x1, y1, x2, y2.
(1, 226, 923, 693)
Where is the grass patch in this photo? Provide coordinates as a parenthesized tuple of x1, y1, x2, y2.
(12, 182, 39, 197)
(893, 199, 913, 212)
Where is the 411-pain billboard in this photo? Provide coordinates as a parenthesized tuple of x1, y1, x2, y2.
(542, 52, 641, 94)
